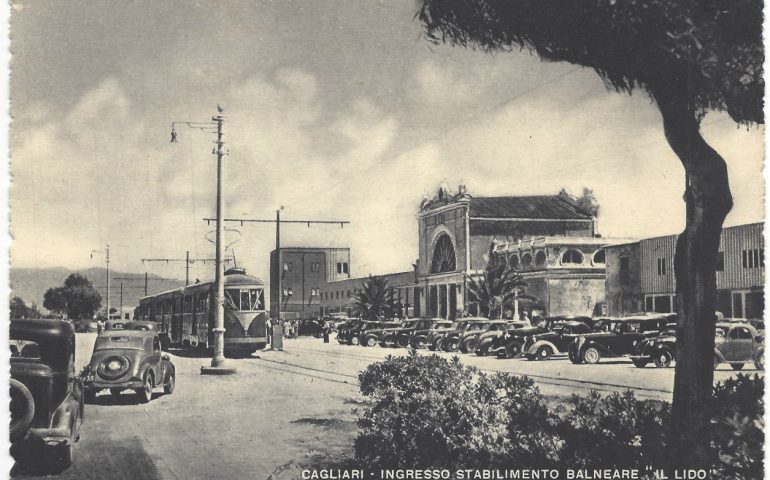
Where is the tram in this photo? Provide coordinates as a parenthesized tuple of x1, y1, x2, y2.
(134, 268, 267, 356)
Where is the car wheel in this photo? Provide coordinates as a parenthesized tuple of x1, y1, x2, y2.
(366, 337, 377, 347)
(136, 373, 153, 403)
(632, 358, 649, 368)
(446, 340, 459, 352)
(476, 344, 491, 356)
(350, 336, 360, 346)
(9, 379, 35, 442)
(537, 346, 553, 360)
(582, 347, 601, 364)
(110, 388, 123, 398)
(731, 363, 745, 371)
(396, 337, 409, 348)
(164, 371, 175, 394)
(654, 350, 673, 368)
(754, 353, 764, 370)
(508, 343, 522, 357)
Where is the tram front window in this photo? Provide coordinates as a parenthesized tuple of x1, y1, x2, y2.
(225, 288, 264, 311)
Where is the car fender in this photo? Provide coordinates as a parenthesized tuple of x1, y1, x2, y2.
(526, 339, 559, 355)
(49, 389, 83, 445)
(477, 337, 496, 350)
(753, 346, 764, 362)
(654, 343, 675, 358)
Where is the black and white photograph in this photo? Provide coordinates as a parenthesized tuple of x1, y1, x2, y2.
(5, 1, 765, 479)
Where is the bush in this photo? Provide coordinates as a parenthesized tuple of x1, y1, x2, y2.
(355, 354, 763, 475)
(558, 390, 669, 469)
(355, 352, 561, 469)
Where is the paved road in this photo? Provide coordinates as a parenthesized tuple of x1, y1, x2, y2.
(11, 335, 758, 480)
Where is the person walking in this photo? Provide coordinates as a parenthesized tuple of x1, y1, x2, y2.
(265, 318, 273, 348)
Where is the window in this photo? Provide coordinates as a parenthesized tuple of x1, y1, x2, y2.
(153, 337, 161, 352)
(311, 262, 320, 273)
(284, 262, 292, 272)
(716, 251, 724, 271)
(343, 262, 349, 274)
(742, 249, 764, 268)
(561, 249, 584, 265)
(534, 250, 547, 267)
(337, 262, 342, 274)
(521, 253, 533, 267)
(184, 295, 193, 314)
(509, 254, 520, 269)
(620, 256, 629, 283)
(593, 249, 606, 265)
(657, 258, 667, 276)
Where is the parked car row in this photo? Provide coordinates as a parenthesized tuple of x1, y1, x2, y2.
(10, 318, 178, 471)
(332, 314, 765, 371)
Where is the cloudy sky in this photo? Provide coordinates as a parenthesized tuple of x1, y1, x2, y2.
(9, 1, 764, 292)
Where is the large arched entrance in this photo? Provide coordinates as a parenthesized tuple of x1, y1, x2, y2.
(430, 234, 456, 274)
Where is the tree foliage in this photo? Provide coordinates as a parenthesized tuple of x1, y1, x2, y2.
(418, 0, 763, 124)
(43, 273, 102, 320)
(353, 275, 398, 320)
(10, 296, 41, 319)
(466, 245, 531, 319)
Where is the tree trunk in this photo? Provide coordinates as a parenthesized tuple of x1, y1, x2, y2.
(654, 90, 733, 467)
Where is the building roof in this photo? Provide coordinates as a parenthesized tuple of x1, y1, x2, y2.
(468, 196, 593, 220)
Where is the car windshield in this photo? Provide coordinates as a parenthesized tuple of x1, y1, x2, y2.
(715, 326, 729, 337)
(10, 340, 41, 359)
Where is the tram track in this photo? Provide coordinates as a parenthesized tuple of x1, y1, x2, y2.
(264, 344, 673, 400)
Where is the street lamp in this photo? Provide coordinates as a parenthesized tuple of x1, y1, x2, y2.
(170, 105, 235, 375)
(90, 244, 110, 319)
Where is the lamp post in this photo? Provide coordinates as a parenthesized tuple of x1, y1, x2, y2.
(170, 105, 235, 374)
(90, 244, 110, 319)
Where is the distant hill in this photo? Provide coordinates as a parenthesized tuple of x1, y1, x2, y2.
(10, 267, 186, 315)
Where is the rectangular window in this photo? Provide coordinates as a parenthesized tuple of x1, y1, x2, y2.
(657, 258, 666, 276)
(225, 289, 240, 310)
(284, 262, 292, 272)
(336, 262, 342, 274)
(343, 262, 349, 274)
(311, 262, 320, 273)
(716, 251, 724, 271)
(645, 296, 654, 312)
(742, 249, 762, 269)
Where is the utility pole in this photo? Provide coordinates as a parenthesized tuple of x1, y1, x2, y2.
(171, 105, 234, 374)
(141, 253, 231, 286)
(202, 212, 349, 320)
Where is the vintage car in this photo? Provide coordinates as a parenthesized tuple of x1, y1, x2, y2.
(493, 317, 591, 358)
(335, 320, 360, 344)
(82, 330, 176, 403)
(380, 318, 433, 348)
(714, 322, 764, 370)
(519, 320, 595, 360)
(360, 320, 401, 347)
(459, 320, 514, 354)
(475, 320, 531, 356)
(628, 323, 678, 368)
(409, 319, 454, 349)
(426, 319, 471, 351)
(437, 317, 489, 352)
(344, 320, 385, 346)
(10, 319, 84, 469)
(568, 314, 671, 364)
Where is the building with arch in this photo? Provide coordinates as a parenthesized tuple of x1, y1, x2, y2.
(414, 184, 605, 319)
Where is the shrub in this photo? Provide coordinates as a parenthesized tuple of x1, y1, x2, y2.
(558, 390, 670, 469)
(355, 352, 560, 469)
(354, 354, 763, 475)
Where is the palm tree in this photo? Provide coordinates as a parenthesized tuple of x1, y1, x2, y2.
(353, 276, 398, 320)
(466, 245, 532, 319)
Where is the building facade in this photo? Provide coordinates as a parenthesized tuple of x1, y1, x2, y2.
(269, 247, 350, 319)
(605, 222, 764, 319)
(414, 184, 601, 320)
(319, 271, 416, 318)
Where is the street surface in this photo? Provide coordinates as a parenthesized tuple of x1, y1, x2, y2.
(11, 334, 759, 480)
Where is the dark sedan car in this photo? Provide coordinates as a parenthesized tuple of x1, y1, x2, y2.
(519, 320, 594, 360)
(82, 330, 176, 403)
(10, 319, 84, 470)
(569, 314, 672, 364)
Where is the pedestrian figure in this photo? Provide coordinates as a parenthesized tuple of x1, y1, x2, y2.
(265, 318, 273, 347)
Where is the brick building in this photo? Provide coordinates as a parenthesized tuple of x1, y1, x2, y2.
(604, 222, 764, 318)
